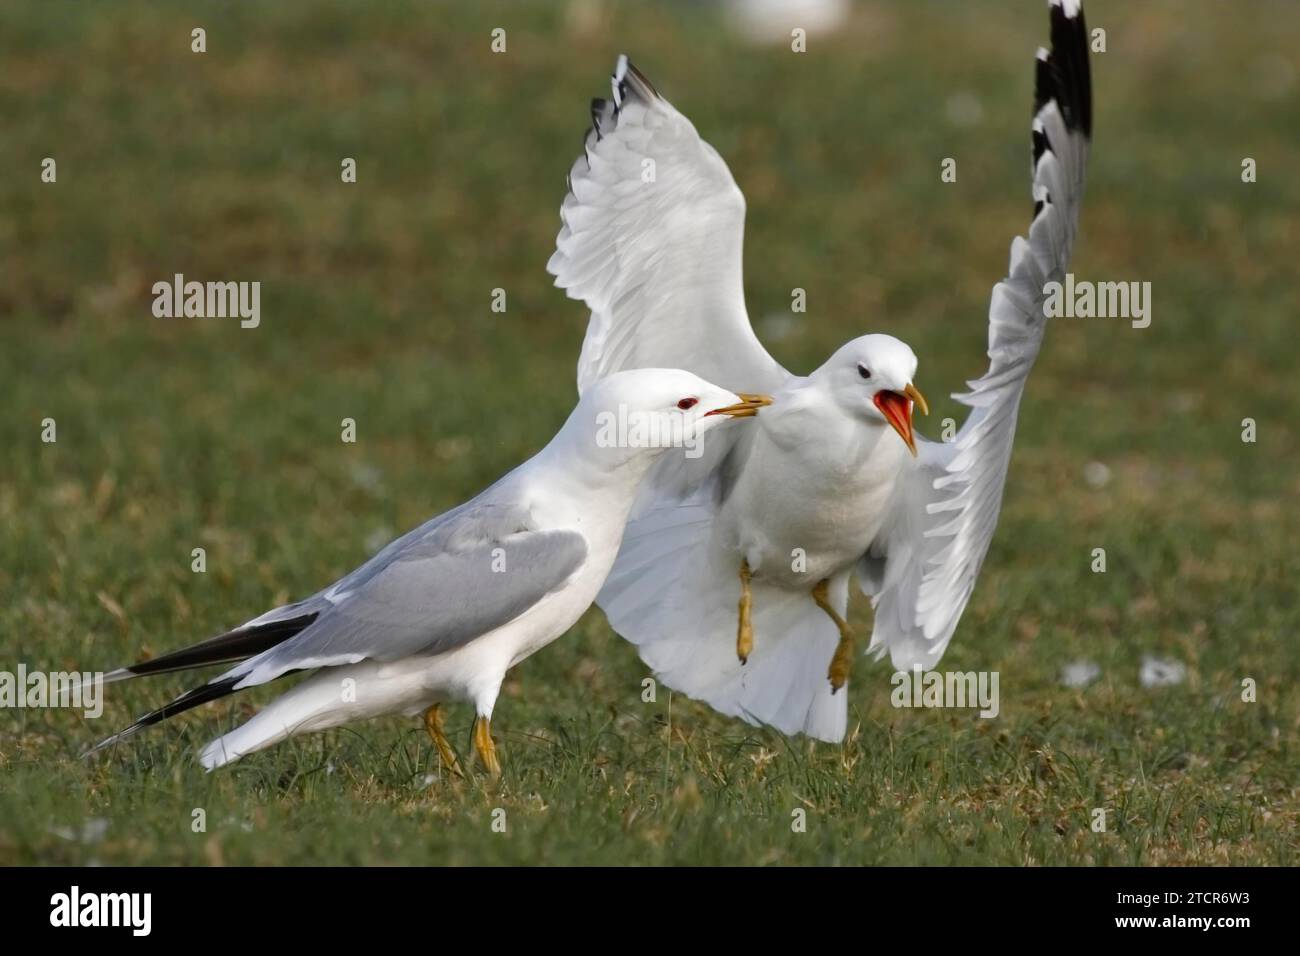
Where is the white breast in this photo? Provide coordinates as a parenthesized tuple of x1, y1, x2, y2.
(718, 388, 907, 587)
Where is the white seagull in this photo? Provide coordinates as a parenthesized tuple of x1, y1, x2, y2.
(87, 369, 771, 774)
(547, 0, 1092, 741)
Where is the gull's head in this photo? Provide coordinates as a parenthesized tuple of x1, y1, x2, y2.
(817, 334, 928, 456)
(574, 368, 772, 465)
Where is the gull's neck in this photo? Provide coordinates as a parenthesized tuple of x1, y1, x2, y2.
(761, 374, 888, 461)
(532, 408, 660, 508)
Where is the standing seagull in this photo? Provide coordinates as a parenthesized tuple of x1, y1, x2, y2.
(547, 0, 1091, 740)
(86, 369, 771, 773)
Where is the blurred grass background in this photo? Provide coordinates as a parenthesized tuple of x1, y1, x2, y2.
(0, 0, 1296, 864)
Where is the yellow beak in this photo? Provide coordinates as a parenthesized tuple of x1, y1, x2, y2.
(705, 392, 774, 419)
(904, 383, 929, 417)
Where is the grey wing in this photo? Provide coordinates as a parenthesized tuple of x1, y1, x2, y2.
(860, 0, 1091, 670)
(227, 501, 589, 688)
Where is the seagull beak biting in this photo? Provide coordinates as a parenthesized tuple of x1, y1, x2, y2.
(874, 383, 929, 456)
(904, 383, 930, 417)
(705, 392, 774, 419)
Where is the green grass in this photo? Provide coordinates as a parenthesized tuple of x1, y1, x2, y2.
(1, 0, 1297, 865)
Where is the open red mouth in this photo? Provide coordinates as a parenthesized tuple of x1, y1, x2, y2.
(873, 387, 928, 456)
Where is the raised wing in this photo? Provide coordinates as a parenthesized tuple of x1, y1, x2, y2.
(861, 0, 1092, 670)
(548, 55, 788, 396)
(229, 499, 588, 687)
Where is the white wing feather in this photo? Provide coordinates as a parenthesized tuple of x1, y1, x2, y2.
(862, 0, 1092, 670)
(548, 56, 787, 396)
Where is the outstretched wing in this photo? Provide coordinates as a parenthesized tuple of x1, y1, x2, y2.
(861, 0, 1092, 670)
(548, 55, 788, 396)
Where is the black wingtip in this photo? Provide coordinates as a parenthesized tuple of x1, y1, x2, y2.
(612, 54, 659, 109)
(1035, 0, 1092, 139)
(83, 675, 244, 758)
(624, 60, 659, 99)
(120, 613, 318, 680)
(1031, 125, 1050, 166)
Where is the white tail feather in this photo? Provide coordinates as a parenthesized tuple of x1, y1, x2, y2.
(198, 662, 430, 769)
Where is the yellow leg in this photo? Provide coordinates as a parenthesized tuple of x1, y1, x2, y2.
(472, 715, 502, 779)
(737, 559, 754, 664)
(423, 704, 463, 777)
(811, 579, 854, 693)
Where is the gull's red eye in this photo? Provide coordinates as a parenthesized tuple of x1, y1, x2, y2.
(677, 397, 699, 410)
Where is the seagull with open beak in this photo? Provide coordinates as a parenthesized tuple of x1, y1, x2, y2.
(548, 0, 1091, 741)
(719, 334, 929, 689)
